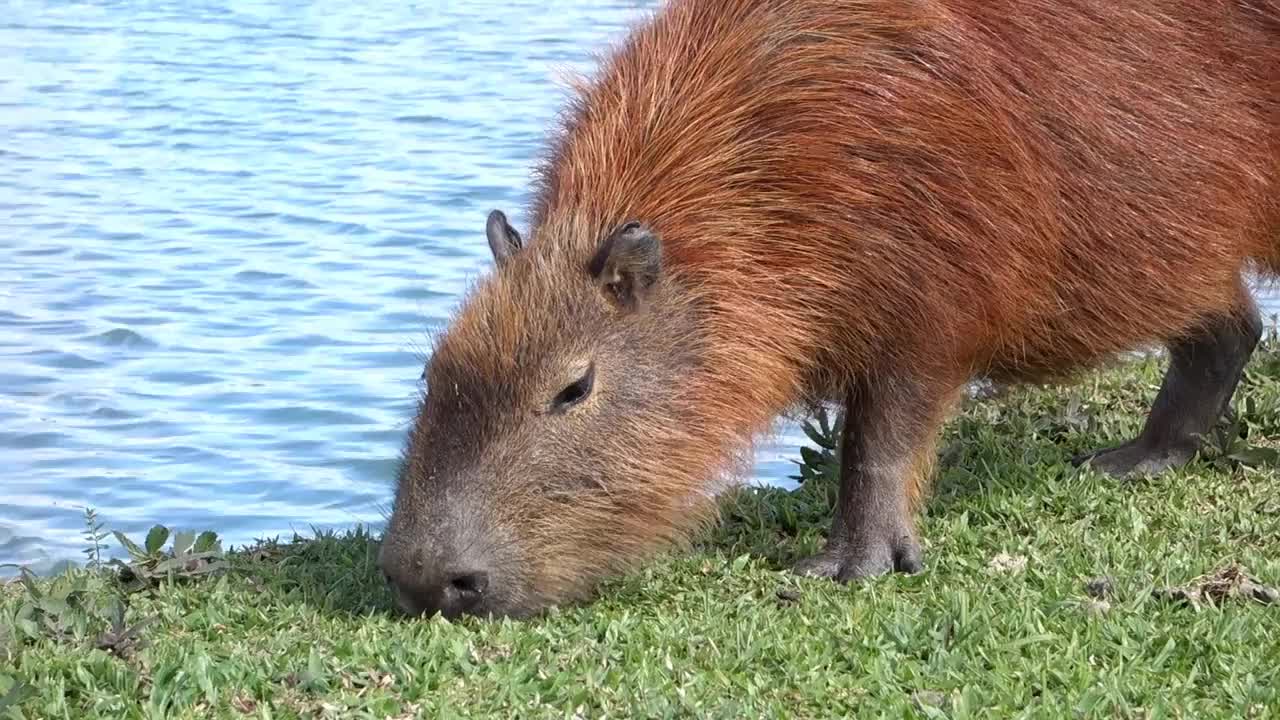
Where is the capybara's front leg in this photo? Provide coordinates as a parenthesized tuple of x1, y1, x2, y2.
(1073, 287, 1263, 478)
(793, 373, 955, 582)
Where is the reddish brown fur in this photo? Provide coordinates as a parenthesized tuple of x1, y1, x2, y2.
(529, 0, 1279, 499)
(382, 0, 1280, 617)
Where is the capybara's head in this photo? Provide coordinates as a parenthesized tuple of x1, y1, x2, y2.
(378, 210, 714, 619)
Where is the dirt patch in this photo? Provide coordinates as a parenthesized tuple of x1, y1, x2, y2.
(911, 690, 949, 712)
(988, 553, 1028, 574)
(231, 693, 257, 714)
(1153, 564, 1279, 608)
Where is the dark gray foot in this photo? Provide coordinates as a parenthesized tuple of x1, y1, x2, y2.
(792, 526, 923, 581)
(1072, 293, 1261, 479)
(1072, 439, 1200, 478)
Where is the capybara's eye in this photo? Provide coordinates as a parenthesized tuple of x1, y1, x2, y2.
(550, 363, 595, 413)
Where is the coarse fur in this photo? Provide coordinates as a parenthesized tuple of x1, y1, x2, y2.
(379, 0, 1280, 619)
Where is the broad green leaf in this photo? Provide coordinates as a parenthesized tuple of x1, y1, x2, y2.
(16, 618, 38, 640)
(799, 446, 825, 470)
(35, 597, 69, 618)
(194, 531, 220, 554)
(145, 525, 170, 555)
(0, 680, 33, 713)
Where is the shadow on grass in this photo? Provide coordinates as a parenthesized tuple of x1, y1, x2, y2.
(222, 525, 396, 617)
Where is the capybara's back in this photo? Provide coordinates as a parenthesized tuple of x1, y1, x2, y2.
(379, 0, 1280, 619)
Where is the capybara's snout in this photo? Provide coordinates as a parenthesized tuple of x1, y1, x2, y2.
(378, 542, 494, 619)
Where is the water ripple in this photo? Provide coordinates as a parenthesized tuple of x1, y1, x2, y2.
(87, 328, 156, 349)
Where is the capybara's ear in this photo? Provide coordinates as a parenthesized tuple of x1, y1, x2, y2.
(486, 209, 523, 267)
(588, 220, 662, 310)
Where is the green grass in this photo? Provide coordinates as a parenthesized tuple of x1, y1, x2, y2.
(5, 338, 1280, 719)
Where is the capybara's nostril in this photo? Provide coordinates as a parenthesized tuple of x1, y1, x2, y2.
(450, 570, 489, 598)
(444, 570, 489, 614)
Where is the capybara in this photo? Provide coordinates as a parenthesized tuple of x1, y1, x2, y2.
(378, 0, 1280, 619)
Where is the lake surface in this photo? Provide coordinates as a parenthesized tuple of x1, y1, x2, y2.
(3, 1, 1277, 574)
(0, 0, 811, 573)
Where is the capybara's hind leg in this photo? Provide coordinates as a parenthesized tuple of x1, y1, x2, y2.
(1073, 291, 1263, 478)
(793, 372, 957, 582)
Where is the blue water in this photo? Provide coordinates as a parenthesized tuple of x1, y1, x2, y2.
(0, 0, 814, 573)
(3, 1, 1277, 574)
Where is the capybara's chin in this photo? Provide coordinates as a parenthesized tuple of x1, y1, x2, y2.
(380, 0, 1280, 617)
